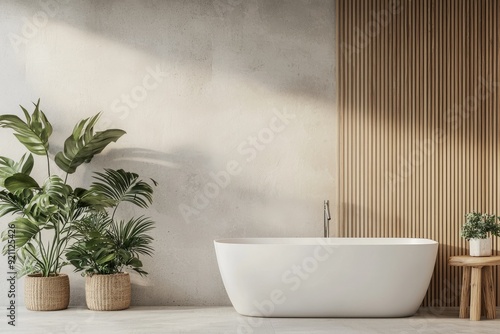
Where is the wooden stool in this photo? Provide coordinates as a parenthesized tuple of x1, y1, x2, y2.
(449, 255, 500, 321)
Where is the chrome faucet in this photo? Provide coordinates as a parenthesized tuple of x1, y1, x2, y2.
(324, 200, 331, 237)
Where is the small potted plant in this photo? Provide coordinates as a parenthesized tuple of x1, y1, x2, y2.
(0, 99, 125, 310)
(66, 168, 156, 311)
(461, 212, 500, 256)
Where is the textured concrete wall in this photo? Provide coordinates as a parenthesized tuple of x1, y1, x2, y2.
(0, 0, 336, 308)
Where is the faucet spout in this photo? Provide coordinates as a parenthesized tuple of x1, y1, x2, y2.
(324, 200, 331, 237)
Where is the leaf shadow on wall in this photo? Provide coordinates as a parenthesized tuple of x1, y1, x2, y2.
(72, 146, 256, 305)
(7, 0, 336, 103)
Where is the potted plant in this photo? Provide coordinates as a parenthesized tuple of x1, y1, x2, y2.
(0, 99, 125, 310)
(461, 212, 500, 257)
(66, 168, 156, 311)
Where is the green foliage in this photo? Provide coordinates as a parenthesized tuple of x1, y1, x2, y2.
(4, 173, 39, 195)
(54, 113, 125, 174)
(88, 169, 154, 210)
(0, 99, 52, 156)
(67, 170, 156, 276)
(0, 99, 124, 277)
(0, 153, 34, 187)
(0, 190, 26, 217)
(461, 212, 500, 240)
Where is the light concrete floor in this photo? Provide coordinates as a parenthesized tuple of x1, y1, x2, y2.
(3, 306, 500, 334)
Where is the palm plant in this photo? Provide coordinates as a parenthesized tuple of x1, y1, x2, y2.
(66, 169, 156, 276)
(0, 99, 125, 277)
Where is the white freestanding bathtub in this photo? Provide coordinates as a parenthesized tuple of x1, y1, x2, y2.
(214, 238, 438, 318)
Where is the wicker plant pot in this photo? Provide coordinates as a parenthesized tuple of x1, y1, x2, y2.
(85, 272, 131, 311)
(24, 273, 70, 311)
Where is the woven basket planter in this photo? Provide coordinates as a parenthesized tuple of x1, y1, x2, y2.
(85, 272, 131, 311)
(24, 273, 70, 311)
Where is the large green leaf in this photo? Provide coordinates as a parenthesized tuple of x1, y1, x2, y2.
(0, 153, 34, 187)
(26, 175, 71, 216)
(54, 113, 125, 174)
(0, 190, 25, 217)
(11, 216, 41, 248)
(0, 99, 52, 155)
(42, 175, 71, 206)
(95, 252, 116, 265)
(89, 169, 154, 209)
(4, 173, 40, 195)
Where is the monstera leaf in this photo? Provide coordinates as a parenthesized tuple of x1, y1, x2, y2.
(0, 99, 52, 156)
(55, 113, 125, 174)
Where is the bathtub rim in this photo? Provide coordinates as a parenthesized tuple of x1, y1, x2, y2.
(214, 237, 438, 246)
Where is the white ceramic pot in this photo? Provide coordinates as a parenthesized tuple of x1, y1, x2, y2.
(469, 237, 492, 257)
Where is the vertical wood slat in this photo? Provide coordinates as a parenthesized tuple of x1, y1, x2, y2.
(337, 0, 500, 307)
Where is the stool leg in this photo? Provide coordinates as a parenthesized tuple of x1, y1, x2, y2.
(481, 270, 486, 317)
(459, 267, 471, 319)
(470, 267, 482, 321)
(482, 266, 496, 320)
(481, 268, 486, 317)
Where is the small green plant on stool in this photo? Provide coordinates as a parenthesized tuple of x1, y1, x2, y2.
(461, 212, 500, 240)
(461, 212, 500, 257)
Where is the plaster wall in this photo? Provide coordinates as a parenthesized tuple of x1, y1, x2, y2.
(0, 0, 337, 308)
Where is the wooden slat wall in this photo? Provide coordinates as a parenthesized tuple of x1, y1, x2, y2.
(337, 0, 499, 307)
